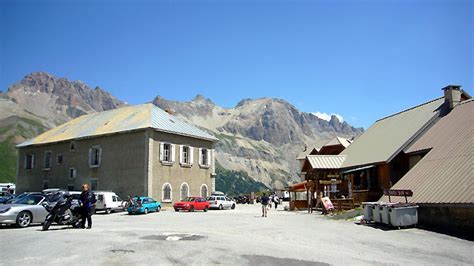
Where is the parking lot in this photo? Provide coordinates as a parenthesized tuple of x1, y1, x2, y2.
(1, 203, 473, 265)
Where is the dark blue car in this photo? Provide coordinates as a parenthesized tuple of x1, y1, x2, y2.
(0, 192, 14, 204)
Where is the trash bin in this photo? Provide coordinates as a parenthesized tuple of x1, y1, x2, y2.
(362, 202, 377, 222)
(381, 203, 397, 225)
(389, 204, 418, 227)
(372, 203, 383, 223)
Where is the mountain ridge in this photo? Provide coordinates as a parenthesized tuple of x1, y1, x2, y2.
(1, 72, 363, 190)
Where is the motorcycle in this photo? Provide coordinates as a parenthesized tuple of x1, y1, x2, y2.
(42, 192, 82, 231)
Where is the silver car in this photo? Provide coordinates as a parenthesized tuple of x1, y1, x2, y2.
(0, 194, 48, 228)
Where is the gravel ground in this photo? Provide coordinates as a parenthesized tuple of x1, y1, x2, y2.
(1, 203, 473, 265)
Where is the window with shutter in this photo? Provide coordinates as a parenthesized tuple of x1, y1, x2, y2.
(69, 168, 77, 179)
(57, 154, 63, 165)
(161, 143, 175, 165)
(25, 154, 35, 170)
(180, 145, 193, 166)
(89, 146, 102, 167)
(44, 151, 52, 170)
(199, 148, 210, 168)
(163, 143, 171, 162)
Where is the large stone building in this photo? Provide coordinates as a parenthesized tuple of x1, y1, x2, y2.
(16, 103, 218, 205)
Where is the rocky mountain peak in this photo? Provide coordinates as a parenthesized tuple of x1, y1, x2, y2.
(329, 115, 341, 124)
(191, 94, 215, 105)
(6, 72, 126, 123)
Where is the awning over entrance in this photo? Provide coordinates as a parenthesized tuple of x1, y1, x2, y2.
(287, 181, 307, 192)
(341, 165, 375, 174)
(306, 155, 346, 169)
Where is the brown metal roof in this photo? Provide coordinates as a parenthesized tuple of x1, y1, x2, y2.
(380, 99, 474, 204)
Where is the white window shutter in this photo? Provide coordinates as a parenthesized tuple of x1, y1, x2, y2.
(171, 144, 176, 163)
(88, 148, 92, 166)
(99, 147, 103, 166)
(179, 145, 183, 164)
(189, 147, 194, 165)
(198, 148, 203, 166)
(159, 143, 164, 162)
(207, 149, 211, 166)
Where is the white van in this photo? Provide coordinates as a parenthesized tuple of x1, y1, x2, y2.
(94, 191, 125, 214)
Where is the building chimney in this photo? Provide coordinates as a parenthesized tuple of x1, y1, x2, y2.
(442, 85, 462, 109)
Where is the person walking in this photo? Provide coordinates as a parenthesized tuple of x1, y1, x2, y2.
(261, 193, 269, 217)
(273, 195, 280, 209)
(267, 194, 273, 210)
(79, 183, 96, 229)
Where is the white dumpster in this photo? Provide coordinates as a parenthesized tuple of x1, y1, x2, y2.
(372, 203, 383, 223)
(381, 203, 398, 225)
(388, 204, 419, 227)
(362, 202, 377, 222)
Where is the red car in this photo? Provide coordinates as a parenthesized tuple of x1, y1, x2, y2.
(173, 197, 210, 212)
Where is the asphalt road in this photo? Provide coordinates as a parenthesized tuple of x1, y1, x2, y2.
(1, 204, 473, 265)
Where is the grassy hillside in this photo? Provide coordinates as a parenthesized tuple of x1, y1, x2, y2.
(215, 161, 268, 196)
(0, 137, 16, 183)
(0, 116, 48, 183)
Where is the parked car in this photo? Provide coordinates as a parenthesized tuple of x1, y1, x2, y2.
(127, 196, 161, 214)
(0, 191, 14, 204)
(0, 193, 48, 228)
(235, 195, 251, 204)
(208, 195, 236, 210)
(95, 191, 125, 214)
(174, 197, 210, 212)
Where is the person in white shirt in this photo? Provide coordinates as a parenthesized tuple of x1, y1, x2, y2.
(273, 195, 280, 209)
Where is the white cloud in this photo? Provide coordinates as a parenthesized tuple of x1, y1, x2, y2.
(312, 112, 344, 122)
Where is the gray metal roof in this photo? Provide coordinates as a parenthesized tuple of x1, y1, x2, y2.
(18, 103, 217, 147)
(324, 137, 352, 148)
(340, 98, 445, 168)
(296, 139, 328, 160)
(380, 99, 473, 204)
(150, 105, 218, 141)
(306, 155, 347, 169)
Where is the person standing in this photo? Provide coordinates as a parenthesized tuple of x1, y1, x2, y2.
(261, 193, 269, 217)
(267, 194, 273, 210)
(79, 183, 96, 229)
(6, 185, 14, 195)
(273, 194, 280, 209)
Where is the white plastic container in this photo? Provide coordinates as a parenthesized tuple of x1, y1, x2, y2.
(381, 203, 398, 225)
(362, 202, 377, 221)
(389, 205, 419, 227)
(372, 203, 383, 223)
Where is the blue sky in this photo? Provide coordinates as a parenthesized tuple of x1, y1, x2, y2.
(1, 0, 472, 128)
